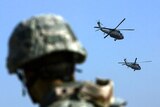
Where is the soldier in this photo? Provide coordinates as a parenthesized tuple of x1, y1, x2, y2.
(6, 14, 126, 107)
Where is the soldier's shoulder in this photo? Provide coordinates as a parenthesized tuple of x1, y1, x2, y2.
(50, 80, 113, 107)
(41, 80, 126, 107)
(48, 99, 94, 107)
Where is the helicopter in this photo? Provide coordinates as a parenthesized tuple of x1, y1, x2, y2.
(118, 58, 152, 71)
(94, 18, 134, 41)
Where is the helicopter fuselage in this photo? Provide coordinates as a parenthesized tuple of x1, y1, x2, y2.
(100, 28, 124, 40)
(126, 63, 141, 70)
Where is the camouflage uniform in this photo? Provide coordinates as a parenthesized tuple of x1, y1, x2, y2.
(6, 14, 126, 107)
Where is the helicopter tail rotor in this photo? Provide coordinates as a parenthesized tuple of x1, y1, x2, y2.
(124, 58, 128, 65)
(94, 20, 103, 31)
(104, 34, 109, 38)
(95, 20, 103, 28)
(97, 20, 103, 26)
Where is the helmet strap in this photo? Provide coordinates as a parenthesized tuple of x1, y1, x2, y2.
(16, 70, 27, 96)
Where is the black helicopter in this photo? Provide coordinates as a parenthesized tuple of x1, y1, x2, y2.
(94, 18, 134, 41)
(118, 58, 152, 71)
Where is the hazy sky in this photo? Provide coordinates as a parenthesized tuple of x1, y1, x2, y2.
(1, 0, 160, 107)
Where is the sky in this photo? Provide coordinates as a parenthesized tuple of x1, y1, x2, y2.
(1, 0, 160, 107)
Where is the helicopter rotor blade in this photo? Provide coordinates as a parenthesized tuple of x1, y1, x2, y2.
(117, 29, 134, 31)
(138, 61, 152, 63)
(114, 18, 126, 29)
(119, 61, 133, 65)
(104, 34, 109, 38)
(118, 62, 126, 65)
(118, 62, 125, 64)
(134, 58, 137, 64)
(94, 26, 99, 28)
(118, 62, 124, 63)
(94, 26, 100, 31)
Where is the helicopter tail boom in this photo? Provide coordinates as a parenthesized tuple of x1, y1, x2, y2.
(94, 21, 103, 29)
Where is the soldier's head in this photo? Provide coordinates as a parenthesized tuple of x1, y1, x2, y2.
(6, 14, 87, 103)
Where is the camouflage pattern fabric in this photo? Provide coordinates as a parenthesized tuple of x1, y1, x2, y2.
(40, 80, 126, 107)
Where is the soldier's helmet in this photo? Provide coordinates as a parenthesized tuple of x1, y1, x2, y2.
(7, 14, 87, 73)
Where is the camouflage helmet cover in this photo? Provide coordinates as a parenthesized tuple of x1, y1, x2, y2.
(7, 14, 87, 73)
